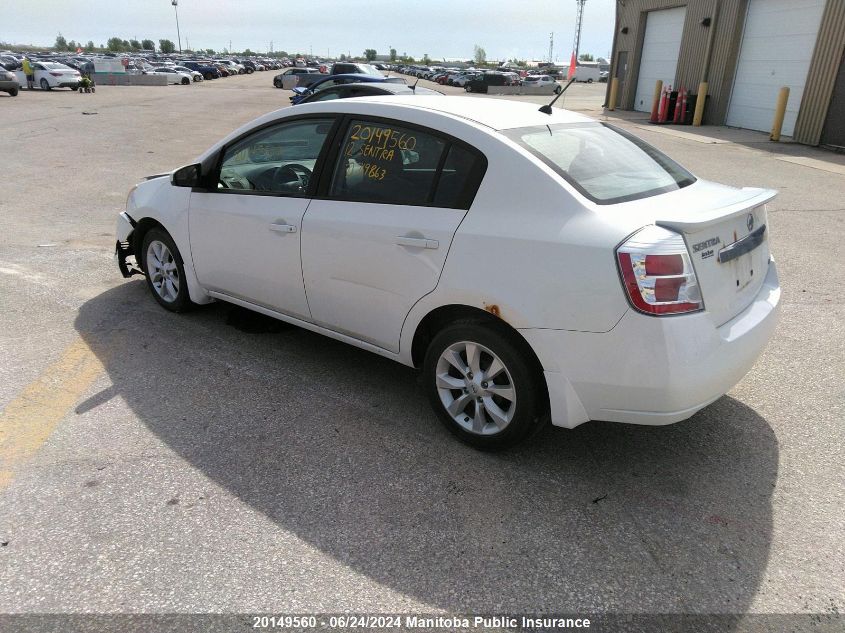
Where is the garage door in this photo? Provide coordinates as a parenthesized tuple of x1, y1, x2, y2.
(633, 7, 687, 112)
(726, 0, 826, 136)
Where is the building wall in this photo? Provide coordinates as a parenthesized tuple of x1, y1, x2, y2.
(610, 0, 845, 143)
(612, 0, 750, 122)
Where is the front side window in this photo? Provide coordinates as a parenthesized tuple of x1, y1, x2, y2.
(329, 119, 486, 209)
(507, 122, 695, 204)
(217, 118, 334, 194)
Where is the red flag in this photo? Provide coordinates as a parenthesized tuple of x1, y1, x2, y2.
(567, 51, 577, 80)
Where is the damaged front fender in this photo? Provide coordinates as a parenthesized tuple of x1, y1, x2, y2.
(115, 212, 143, 278)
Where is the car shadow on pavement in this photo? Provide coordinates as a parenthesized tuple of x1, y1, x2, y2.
(75, 282, 778, 617)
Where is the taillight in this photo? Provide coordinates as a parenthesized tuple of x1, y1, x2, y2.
(617, 225, 702, 316)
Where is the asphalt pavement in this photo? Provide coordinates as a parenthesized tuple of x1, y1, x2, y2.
(0, 71, 842, 629)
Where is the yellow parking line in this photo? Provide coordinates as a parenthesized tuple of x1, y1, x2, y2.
(0, 337, 104, 490)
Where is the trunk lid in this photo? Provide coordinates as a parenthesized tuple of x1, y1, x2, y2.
(609, 180, 776, 327)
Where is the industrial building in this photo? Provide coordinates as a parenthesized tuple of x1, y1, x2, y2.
(607, 0, 845, 148)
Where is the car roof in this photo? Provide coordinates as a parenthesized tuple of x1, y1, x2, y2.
(295, 95, 594, 131)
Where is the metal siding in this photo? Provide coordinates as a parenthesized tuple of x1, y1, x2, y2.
(793, 0, 845, 145)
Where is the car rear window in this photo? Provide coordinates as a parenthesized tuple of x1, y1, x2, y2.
(506, 122, 695, 204)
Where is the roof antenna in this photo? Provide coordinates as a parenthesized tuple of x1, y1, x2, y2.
(539, 77, 576, 114)
(410, 76, 419, 93)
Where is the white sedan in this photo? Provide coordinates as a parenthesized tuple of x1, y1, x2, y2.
(115, 97, 780, 449)
(15, 62, 80, 90)
(148, 68, 194, 85)
(169, 65, 204, 82)
(523, 75, 562, 93)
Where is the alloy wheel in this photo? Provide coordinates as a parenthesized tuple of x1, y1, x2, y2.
(435, 341, 516, 435)
(146, 240, 180, 303)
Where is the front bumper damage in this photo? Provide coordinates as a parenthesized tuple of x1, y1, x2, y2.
(115, 211, 143, 278)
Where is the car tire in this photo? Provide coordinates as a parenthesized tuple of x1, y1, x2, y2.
(71, 85, 79, 91)
(587, 78, 593, 83)
(204, 72, 213, 80)
(40, 78, 50, 90)
(555, 85, 562, 94)
(8, 88, 18, 96)
(140, 228, 194, 313)
(246, 68, 254, 74)
(423, 321, 547, 450)
(181, 77, 190, 85)
(465, 85, 472, 92)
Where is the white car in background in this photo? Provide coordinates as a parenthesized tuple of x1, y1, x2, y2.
(15, 61, 80, 90)
(523, 75, 562, 93)
(148, 68, 194, 85)
(115, 97, 780, 449)
(218, 60, 245, 75)
(169, 65, 203, 82)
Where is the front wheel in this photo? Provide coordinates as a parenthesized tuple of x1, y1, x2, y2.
(586, 78, 593, 83)
(423, 322, 547, 450)
(555, 85, 562, 94)
(140, 228, 194, 312)
(465, 85, 472, 92)
(181, 77, 190, 85)
(8, 88, 18, 96)
(40, 78, 50, 90)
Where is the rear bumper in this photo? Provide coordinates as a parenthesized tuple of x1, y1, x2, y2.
(521, 258, 781, 428)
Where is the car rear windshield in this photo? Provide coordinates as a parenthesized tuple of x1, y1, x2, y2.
(506, 122, 695, 204)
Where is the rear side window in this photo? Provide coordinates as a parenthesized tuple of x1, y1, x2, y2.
(328, 119, 486, 209)
(433, 145, 483, 209)
(507, 122, 695, 204)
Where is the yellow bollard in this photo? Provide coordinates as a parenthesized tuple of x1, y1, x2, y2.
(770, 87, 790, 141)
(608, 77, 619, 111)
(693, 81, 708, 126)
(650, 79, 663, 122)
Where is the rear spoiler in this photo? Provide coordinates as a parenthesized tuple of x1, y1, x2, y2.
(656, 188, 777, 233)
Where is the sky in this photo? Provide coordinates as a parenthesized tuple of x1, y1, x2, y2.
(1, 0, 616, 62)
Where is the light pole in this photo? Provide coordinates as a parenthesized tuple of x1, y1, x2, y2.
(171, 0, 182, 54)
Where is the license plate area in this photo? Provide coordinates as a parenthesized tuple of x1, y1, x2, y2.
(718, 224, 766, 293)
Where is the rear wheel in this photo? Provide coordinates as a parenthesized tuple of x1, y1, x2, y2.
(181, 77, 190, 85)
(204, 72, 213, 80)
(555, 85, 562, 94)
(465, 85, 472, 92)
(140, 228, 194, 313)
(8, 88, 18, 96)
(423, 322, 547, 450)
(586, 78, 593, 83)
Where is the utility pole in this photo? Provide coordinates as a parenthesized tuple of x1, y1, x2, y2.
(548, 31, 554, 63)
(171, 0, 182, 53)
(573, 0, 586, 62)
(270, 40, 273, 53)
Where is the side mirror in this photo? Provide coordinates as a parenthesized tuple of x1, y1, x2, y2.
(172, 163, 202, 188)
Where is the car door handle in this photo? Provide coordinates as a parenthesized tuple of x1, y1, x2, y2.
(396, 236, 439, 249)
(269, 223, 297, 234)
